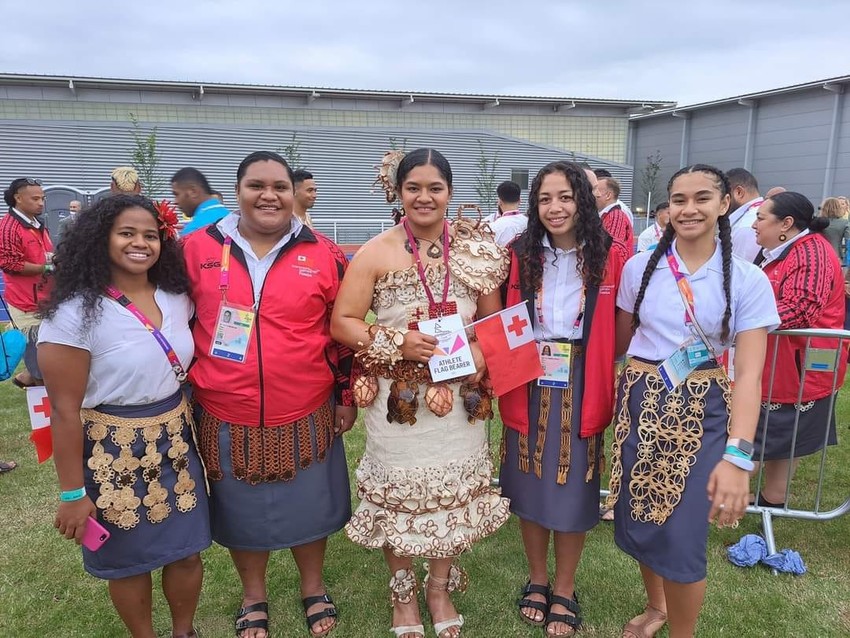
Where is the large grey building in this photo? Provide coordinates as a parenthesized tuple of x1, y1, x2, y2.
(0, 74, 673, 241)
(628, 75, 850, 209)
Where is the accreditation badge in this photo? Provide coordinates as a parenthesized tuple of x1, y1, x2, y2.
(210, 303, 256, 363)
(658, 336, 710, 392)
(537, 341, 572, 388)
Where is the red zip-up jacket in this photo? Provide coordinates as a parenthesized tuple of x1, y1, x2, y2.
(498, 240, 625, 437)
(0, 210, 53, 311)
(758, 232, 847, 403)
(183, 224, 354, 426)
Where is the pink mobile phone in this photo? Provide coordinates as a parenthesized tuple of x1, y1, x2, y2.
(81, 516, 111, 552)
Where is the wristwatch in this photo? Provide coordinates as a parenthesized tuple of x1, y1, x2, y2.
(726, 437, 754, 457)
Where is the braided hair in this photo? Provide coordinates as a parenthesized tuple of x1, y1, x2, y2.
(631, 164, 734, 343)
(512, 161, 609, 293)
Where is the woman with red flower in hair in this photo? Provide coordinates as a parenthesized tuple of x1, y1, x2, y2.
(38, 195, 210, 638)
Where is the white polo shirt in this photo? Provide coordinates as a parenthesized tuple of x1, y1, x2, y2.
(729, 197, 763, 263)
(617, 239, 779, 360)
(491, 213, 528, 247)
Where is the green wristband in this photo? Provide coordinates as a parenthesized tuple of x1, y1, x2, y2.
(59, 487, 86, 502)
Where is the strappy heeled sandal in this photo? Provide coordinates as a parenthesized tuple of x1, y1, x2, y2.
(545, 592, 582, 637)
(235, 601, 268, 637)
(389, 568, 425, 638)
(424, 563, 467, 638)
(622, 605, 667, 638)
(517, 580, 550, 627)
(302, 593, 337, 637)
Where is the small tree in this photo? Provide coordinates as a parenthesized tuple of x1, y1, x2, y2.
(389, 136, 408, 152)
(638, 150, 664, 212)
(128, 113, 164, 197)
(474, 140, 501, 215)
(279, 132, 304, 169)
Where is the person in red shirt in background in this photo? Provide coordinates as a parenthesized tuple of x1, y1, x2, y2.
(595, 176, 635, 257)
(0, 178, 53, 387)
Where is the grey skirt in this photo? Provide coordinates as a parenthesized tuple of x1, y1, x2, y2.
(198, 401, 351, 551)
(81, 391, 212, 580)
(608, 359, 730, 584)
(753, 395, 838, 461)
(499, 348, 603, 533)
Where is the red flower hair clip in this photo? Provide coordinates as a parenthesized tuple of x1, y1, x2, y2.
(153, 199, 179, 240)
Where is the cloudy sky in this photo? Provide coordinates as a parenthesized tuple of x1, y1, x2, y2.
(2, 0, 848, 106)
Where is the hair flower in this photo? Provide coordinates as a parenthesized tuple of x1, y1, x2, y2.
(373, 150, 406, 204)
(153, 199, 179, 240)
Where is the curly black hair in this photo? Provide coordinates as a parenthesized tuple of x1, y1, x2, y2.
(40, 194, 189, 327)
(512, 161, 610, 292)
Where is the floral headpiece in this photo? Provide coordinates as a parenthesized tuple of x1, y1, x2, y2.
(373, 150, 405, 204)
(153, 199, 179, 240)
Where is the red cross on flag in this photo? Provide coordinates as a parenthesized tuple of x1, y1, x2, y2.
(474, 302, 543, 396)
(26, 386, 53, 463)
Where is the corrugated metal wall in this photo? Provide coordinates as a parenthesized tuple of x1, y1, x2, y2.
(0, 120, 633, 242)
(630, 84, 850, 205)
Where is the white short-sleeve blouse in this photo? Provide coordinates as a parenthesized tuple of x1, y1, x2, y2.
(38, 289, 195, 408)
(617, 240, 780, 360)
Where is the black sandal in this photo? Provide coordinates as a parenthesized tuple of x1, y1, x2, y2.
(517, 580, 550, 627)
(302, 593, 338, 637)
(235, 601, 268, 637)
(545, 592, 582, 636)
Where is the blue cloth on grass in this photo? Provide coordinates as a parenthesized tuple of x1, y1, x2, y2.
(727, 534, 807, 574)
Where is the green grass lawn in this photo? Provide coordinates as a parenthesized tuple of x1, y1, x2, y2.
(0, 382, 848, 637)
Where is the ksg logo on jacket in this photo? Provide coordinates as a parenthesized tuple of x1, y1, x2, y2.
(200, 258, 222, 270)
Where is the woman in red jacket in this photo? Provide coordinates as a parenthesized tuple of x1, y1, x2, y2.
(752, 191, 847, 508)
(183, 151, 355, 638)
(498, 162, 625, 637)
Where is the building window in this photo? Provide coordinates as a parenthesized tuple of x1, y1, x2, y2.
(511, 169, 529, 190)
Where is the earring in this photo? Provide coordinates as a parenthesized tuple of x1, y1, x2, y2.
(779, 233, 787, 242)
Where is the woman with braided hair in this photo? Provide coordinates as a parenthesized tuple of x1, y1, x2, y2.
(605, 165, 779, 638)
(497, 161, 626, 637)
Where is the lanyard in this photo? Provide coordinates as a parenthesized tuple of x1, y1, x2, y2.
(664, 247, 695, 327)
(654, 224, 662, 239)
(664, 247, 719, 361)
(536, 279, 585, 340)
(403, 218, 451, 313)
(104, 286, 187, 382)
(219, 236, 233, 298)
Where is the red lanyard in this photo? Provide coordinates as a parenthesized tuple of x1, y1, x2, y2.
(403, 218, 451, 314)
(664, 247, 696, 327)
(104, 286, 187, 382)
(536, 279, 585, 339)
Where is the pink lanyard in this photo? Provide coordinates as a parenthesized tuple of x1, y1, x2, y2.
(402, 218, 451, 314)
(104, 286, 187, 382)
(664, 247, 697, 327)
(664, 247, 719, 361)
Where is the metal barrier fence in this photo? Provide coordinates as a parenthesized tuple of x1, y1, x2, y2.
(748, 327, 850, 572)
